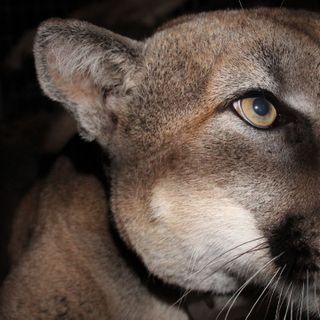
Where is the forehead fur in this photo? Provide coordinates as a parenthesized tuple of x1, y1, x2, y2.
(121, 8, 319, 157)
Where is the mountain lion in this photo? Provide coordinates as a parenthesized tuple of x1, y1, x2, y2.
(0, 7, 319, 320)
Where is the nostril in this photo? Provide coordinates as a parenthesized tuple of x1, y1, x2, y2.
(269, 215, 318, 278)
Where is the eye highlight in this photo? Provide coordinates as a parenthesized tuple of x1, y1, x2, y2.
(233, 97, 278, 129)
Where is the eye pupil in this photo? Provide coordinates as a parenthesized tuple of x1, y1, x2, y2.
(252, 98, 270, 116)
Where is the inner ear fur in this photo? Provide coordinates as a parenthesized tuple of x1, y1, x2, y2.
(33, 18, 143, 141)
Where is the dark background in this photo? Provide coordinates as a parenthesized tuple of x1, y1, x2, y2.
(0, 0, 319, 301)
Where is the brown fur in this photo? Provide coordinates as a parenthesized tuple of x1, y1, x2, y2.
(1, 8, 320, 319)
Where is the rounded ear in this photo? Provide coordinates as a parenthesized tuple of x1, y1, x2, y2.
(34, 18, 143, 142)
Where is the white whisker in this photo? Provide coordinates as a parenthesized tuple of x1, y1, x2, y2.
(313, 275, 320, 317)
(299, 283, 305, 320)
(244, 268, 281, 320)
(263, 266, 285, 320)
(278, 280, 294, 317)
(283, 283, 293, 320)
(216, 253, 283, 320)
(169, 238, 268, 317)
(187, 247, 198, 274)
(275, 277, 286, 320)
(191, 237, 265, 277)
(171, 241, 266, 309)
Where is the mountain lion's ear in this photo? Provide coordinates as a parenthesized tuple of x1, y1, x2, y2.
(34, 19, 143, 142)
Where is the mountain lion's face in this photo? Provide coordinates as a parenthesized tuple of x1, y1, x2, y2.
(35, 8, 320, 315)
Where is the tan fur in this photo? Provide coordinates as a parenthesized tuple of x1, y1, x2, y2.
(1, 158, 187, 319)
(1, 8, 319, 319)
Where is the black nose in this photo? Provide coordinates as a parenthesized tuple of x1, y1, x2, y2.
(269, 215, 318, 279)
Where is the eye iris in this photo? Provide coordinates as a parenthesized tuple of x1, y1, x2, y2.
(252, 98, 270, 116)
(233, 96, 278, 129)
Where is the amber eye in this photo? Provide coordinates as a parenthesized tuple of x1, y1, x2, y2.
(233, 97, 278, 129)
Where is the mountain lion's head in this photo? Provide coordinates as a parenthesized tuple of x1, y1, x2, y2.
(34, 8, 320, 316)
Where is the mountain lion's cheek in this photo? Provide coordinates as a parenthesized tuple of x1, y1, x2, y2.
(147, 178, 273, 291)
